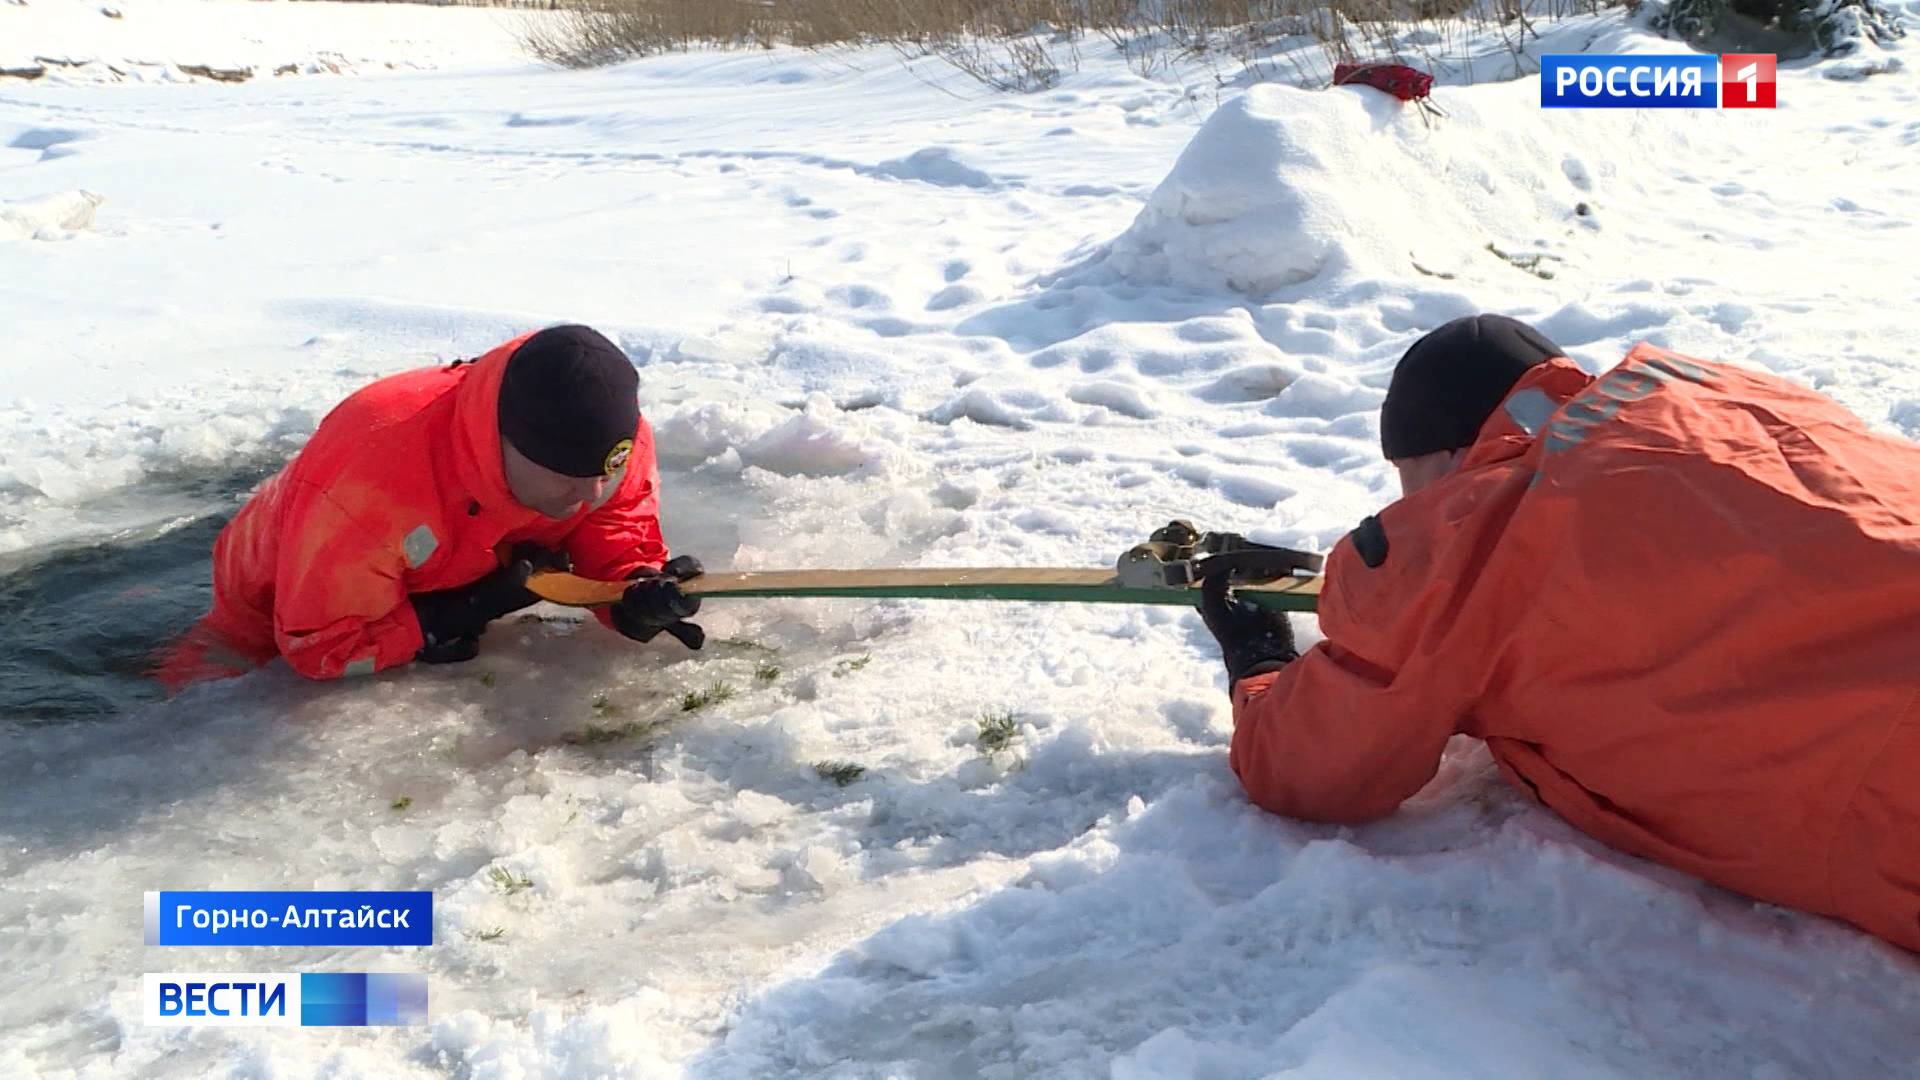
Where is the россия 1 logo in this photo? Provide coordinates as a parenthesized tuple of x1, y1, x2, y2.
(1541, 54, 1776, 108)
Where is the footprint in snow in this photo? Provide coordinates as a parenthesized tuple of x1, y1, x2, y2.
(1702, 302, 1756, 335)
(863, 317, 915, 338)
(871, 147, 996, 190)
(1561, 156, 1593, 193)
(828, 283, 890, 310)
(503, 112, 586, 128)
(1068, 381, 1157, 420)
(925, 285, 981, 312)
(8, 127, 90, 161)
(1175, 320, 1244, 345)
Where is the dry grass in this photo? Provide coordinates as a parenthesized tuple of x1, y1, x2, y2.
(521, 0, 778, 67)
(517, 0, 1629, 87)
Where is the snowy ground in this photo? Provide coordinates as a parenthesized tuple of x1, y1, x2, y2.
(1, 0, 546, 85)
(4, 1, 1920, 1076)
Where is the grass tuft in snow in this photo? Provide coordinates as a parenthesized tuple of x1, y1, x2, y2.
(569, 692, 667, 743)
(1486, 242, 1561, 280)
(566, 719, 662, 745)
(831, 654, 872, 678)
(977, 710, 1019, 756)
(389, 796, 412, 812)
(814, 760, 866, 787)
(681, 681, 737, 712)
(716, 636, 777, 654)
(755, 662, 781, 684)
(487, 867, 534, 896)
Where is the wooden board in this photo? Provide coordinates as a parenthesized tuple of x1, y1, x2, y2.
(526, 567, 1322, 612)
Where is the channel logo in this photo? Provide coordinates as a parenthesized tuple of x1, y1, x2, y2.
(143, 973, 428, 1027)
(1541, 54, 1776, 108)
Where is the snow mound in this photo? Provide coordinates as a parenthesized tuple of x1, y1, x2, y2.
(1106, 82, 1591, 294)
(651, 394, 887, 478)
(739, 394, 883, 477)
(0, 190, 103, 240)
(873, 147, 997, 189)
(650, 400, 790, 468)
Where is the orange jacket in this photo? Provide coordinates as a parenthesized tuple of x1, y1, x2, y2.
(1232, 343, 1920, 951)
(161, 332, 668, 686)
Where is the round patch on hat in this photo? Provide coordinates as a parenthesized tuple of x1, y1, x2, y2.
(603, 438, 634, 477)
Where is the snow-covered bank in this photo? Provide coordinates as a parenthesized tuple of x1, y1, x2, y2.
(4, 3, 1920, 1075)
(1, 0, 547, 85)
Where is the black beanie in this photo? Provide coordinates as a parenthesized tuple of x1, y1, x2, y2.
(497, 325, 640, 478)
(1380, 314, 1563, 460)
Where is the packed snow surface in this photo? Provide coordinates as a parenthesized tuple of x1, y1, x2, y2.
(3, 1, 1920, 1076)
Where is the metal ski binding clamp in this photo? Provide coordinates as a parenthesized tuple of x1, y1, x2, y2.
(1115, 520, 1206, 589)
(1115, 520, 1326, 590)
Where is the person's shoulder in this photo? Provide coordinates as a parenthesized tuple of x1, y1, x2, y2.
(1320, 460, 1532, 644)
(322, 364, 463, 430)
(288, 366, 461, 510)
(299, 365, 461, 465)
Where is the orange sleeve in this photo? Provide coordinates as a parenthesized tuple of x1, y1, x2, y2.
(1227, 638, 1462, 824)
(271, 485, 426, 680)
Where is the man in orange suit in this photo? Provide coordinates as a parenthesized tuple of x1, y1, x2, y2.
(1201, 313, 1920, 952)
(161, 324, 704, 687)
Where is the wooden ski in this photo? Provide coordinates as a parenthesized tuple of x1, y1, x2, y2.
(526, 567, 1321, 612)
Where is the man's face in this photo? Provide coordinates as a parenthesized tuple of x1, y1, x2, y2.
(1392, 448, 1463, 498)
(502, 438, 607, 519)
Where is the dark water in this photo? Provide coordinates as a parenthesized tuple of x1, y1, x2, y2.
(0, 463, 747, 725)
(0, 466, 276, 724)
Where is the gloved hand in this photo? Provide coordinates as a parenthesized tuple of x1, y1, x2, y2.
(1199, 571, 1298, 688)
(611, 554, 705, 650)
(416, 634, 482, 665)
(411, 543, 569, 662)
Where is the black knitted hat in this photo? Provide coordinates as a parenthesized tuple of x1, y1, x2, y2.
(497, 325, 639, 478)
(1380, 314, 1563, 459)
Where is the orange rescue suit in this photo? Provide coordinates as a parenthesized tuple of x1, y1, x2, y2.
(161, 332, 668, 686)
(1233, 344, 1920, 951)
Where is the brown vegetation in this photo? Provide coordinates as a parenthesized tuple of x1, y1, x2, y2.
(517, 0, 1626, 89)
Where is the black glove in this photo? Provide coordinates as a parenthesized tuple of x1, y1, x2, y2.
(411, 544, 569, 661)
(1199, 571, 1298, 688)
(611, 554, 705, 651)
(416, 635, 482, 665)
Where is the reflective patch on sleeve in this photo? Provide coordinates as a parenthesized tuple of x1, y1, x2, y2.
(344, 655, 377, 678)
(402, 524, 439, 569)
(1503, 387, 1557, 436)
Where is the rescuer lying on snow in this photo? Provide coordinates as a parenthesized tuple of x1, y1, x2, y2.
(1200, 313, 1920, 953)
(159, 324, 704, 688)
